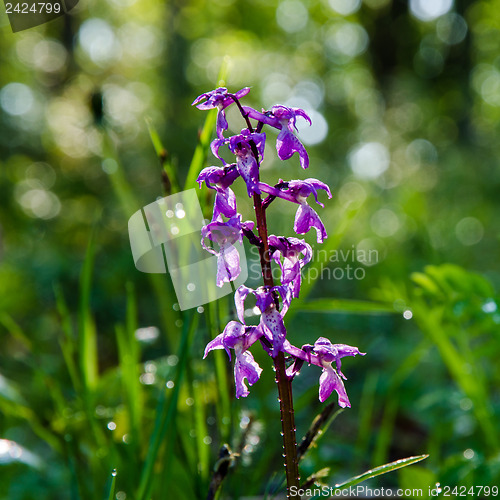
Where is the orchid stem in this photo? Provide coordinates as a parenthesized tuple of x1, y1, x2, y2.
(252, 191, 300, 498)
(232, 93, 300, 497)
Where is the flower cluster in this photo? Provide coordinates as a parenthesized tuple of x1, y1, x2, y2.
(194, 87, 364, 407)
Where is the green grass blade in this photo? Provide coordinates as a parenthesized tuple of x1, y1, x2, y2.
(193, 379, 209, 485)
(115, 324, 141, 447)
(0, 312, 32, 349)
(333, 454, 429, 490)
(184, 109, 217, 191)
(116, 283, 142, 448)
(184, 59, 229, 191)
(106, 469, 117, 500)
(146, 117, 180, 193)
(54, 284, 81, 393)
(136, 312, 198, 500)
(78, 228, 98, 392)
(206, 299, 231, 440)
(101, 132, 181, 349)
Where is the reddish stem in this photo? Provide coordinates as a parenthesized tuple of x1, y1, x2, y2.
(231, 95, 300, 497)
(253, 191, 300, 498)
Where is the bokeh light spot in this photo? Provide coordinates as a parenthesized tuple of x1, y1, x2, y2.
(455, 217, 484, 246)
(349, 142, 390, 179)
(410, 0, 453, 22)
(276, 0, 308, 33)
(436, 13, 467, 45)
(326, 22, 369, 60)
(328, 0, 361, 16)
(0, 83, 34, 116)
(371, 208, 400, 237)
(78, 18, 120, 65)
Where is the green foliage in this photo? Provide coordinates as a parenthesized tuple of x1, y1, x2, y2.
(334, 454, 429, 490)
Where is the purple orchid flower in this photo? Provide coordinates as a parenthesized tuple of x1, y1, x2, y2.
(197, 164, 240, 220)
(204, 321, 263, 398)
(192, 87, 250, 139)
(259, 179, 332, 243)
(201, 215, 253, 287)
(193, 87, 366, 416)
(223, 129, 266, 197)
(284, 337, 365, 406)
(268, 235, 312, 298)
(243, 105, 311, 169)
(235, 284, 292, 357)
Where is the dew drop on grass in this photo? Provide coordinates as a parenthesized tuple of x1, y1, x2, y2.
(111, 468, 117, 477)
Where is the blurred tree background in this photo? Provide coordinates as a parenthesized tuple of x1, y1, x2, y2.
(1, 0, 499, 498)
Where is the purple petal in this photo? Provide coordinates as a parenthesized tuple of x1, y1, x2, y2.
(253, 287, 275, 314)
(319, 366, 350, 406)
(245, 324, 264, 349)
(293, 107, 312, 126)
(234, 87, 251, 100)
(331, 343, 366, 377)
(201, 225, 218, 256)
(236, 155, 260, 197)
(283, 340, 316, 364)
(258, 182, 298, 204)
(221, 321, 246, 350)
(294, 204, 328, 243)
(213, 189, 237, 220)
(216, 242, 241, 287)
(210, 138, 226, 162)
(275, 284, 293, 316)
(270, 105, 312, 127)
(193, 87, 227, 109)
(261, 308, 287, 356)
(198, 165, 240, 191)
(242, 106, 281, 129)
(204, 333, 227, 359)
(234, 350, 263, 398)
(235, 285, 252, 324)
(216, 110, 229, 138)
(276, 129, 309, 169)
(304, 178, 332, 201)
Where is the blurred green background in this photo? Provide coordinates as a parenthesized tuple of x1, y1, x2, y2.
(1, 0, 499, 498)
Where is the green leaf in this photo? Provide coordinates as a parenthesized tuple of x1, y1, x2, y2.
(410, 272, 442, 296)
(333, 454, 429, 490)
